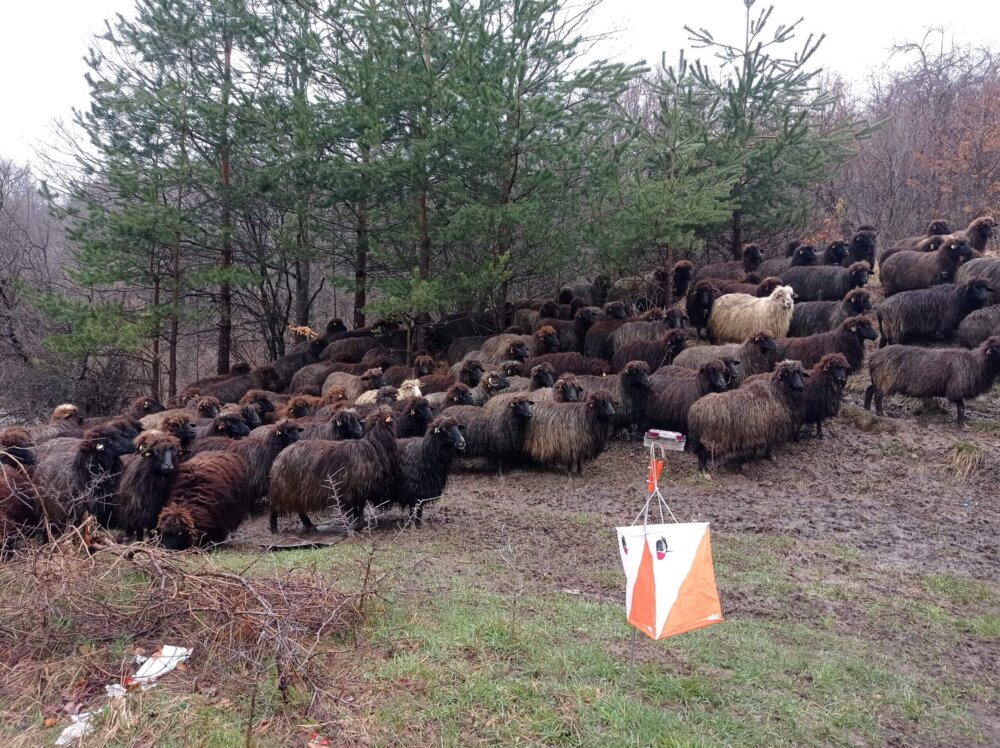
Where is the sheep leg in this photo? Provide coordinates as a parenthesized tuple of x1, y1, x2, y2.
(765, 447, 775, 462)
(695, 444, 709, 471)
(955, 399, 966, 427)
(816, 420, 824, 439)
(269, 510, 278, 534)
(576, 459, 583, 474)
(863, 384, 875, 411)
(872, 388, 884, 416)
(299, 512, 316, 532)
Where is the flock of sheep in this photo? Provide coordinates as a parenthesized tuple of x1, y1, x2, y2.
(0, 215, 997, 551)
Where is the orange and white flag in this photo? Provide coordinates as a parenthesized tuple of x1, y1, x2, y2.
(616, 522, 723, 640)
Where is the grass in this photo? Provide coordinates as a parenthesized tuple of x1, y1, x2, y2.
(946, 440, 984, 479)
(839, 404, 896, 434)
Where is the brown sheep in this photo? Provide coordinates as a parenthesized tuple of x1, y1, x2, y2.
(413, 360, 485, 395)
(864, 336, 1000, 426)
(115, 431, 181, 538)
(673, 332, 780, 385)
(321, 367, 385, 400)
(445, 396, 535, 473)
(954, 216, 996, 253)
(880, 238, 974, 296)
(573, 361, 652, 432)
(756, 244, 818, 276)
(269, 408, 398, 532)
(652, 356, 740, 391)
(425, 383, 477, 412)
(713, 275, 783, 298)
(693, 244, 764, 282)
(524, 352, 610, 378)
(521, 390, 617, 473)
(893, 219, 953, 250)
(270, 339, 327, 390)
(687, 360, 806, 469)
(779, 263, 870, 302)
(876, 279, 994, 347)
(290, 409, 365, 441)
(787, 289, 873, 337)
(156, 452, 254, 549)
(959, 305, 1000, 348)
(533, 307, 600, 354)
(319, 336, 383, 363)
(775, 316, 878, 372)
(878, 234, 948, 270)
(610, 330, 687, 373)
(192, 365, 280, 403)
(384, 355, 437, 387)
(797, 353, 850, 438)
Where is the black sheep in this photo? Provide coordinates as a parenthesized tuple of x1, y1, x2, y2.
(955, 256, 1000, 289)
(780, 262, 870, 301)
(787, 289, 872, 337)
(686, 280, 719, 340)
(447, 396, 535, 473)
(270, 339, 327, 390)
(959, 305, 1000, 348)
(757, 244, 818, 276)
(864, 337, 1000, 426)
(389, 416, 466, 524)
(645, 361, 728, 434)
(847, 230, 878, 268)
(573, 361, 653, 432)
(653, 356, 741, 391)
(693, 244, 764, 282)
(798, 353, 850, 438)
(115, 431, 181, 538)
(672, 332, 779, 384)
(291, 408, 365, 441)
(876, 279, 995, 347)
(534, 307, 600, 354)
(878, 234, 947, 270)
(419, 361, 485, 395)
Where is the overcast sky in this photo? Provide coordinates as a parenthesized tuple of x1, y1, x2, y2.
(3, 0, 998, 167)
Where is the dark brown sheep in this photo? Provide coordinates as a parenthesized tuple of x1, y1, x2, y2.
(291, 408, 365, 441)
(955, 257, 1000, 289)
(141, 397, 222, 432)
(877, 279, 994, 347)
(895, 219, 953, 249)
(797, 353, 850, 438)
(193, 365, 280, 403)
(389, 416, 466, 523)
(419, 360, 485, 395)
(321, 367, 385, 400)
(780, 262, 871, 301)
(787, 289, 872, 337)
(864, 337, 1000, 425)
(610, 330, 687, 373)
(561, 275, 612, 307)
(776, 316, 878, 372)
(525, 352, 610, 377)
(713, 275, 783, 298)
(0, 429, 39, 553)
(319, 336, 383, 364)
(610, 317, 687, 354)
(27, 405, 84, 444)
(847, 230, 878, 268)
(81, 396, 166, 429)
(160, 414, 198, 451)
(673, 260, 695, 302)
(269, 408, 398, 532)
(693, 244, 764, 282)
(468, 371, 511, 406)
(687, 360, 806, 469)
(290, 362, 339, 393)
(673, 332, 780, 384)
(277, 394, 321, 419)
(878, 234, 948, 270)
(880, 238, 974, 296)
(573, 361, 652, 432)
(354, 397, 434, 438)
(446, 396, 534, 473)
(270, 339, 327, 390)
(686, 280, 720, 340)
(156, 452, 253, 549)
(425, 383, 476, 413)
(193, 413, 251, 440)
(757, 244, 818, 276)
(954, 216, 996, 253)
(312, 387, 350, 418)
(533, 307, 600, 354)
(958, 305, 1000, 348)
(521, 390, 616, 473)
(507, 363, 557, 392)
(187, 419, 303, 501)
(115, 431, 181, 538)
(821, 240, 851, 266)
(645, 361, 728, 434)
(652, 356, 741, 391)
(384, 355, 437, 387)
(30, 425, 136, 528)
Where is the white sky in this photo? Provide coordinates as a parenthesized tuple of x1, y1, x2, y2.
(2, 0, 999, 167)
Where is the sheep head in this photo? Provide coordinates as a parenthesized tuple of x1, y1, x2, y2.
(843, 316, 878, 342)
(430, 416, 466, 451)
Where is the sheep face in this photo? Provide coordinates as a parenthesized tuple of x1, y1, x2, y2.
(415, 356, 435, 376)
(586, 391, 616, 418)
(775, 362, 806, 391)
(844, 316, 878, 342)
(851, 231, 877, 262)
(928, 219, 952, 235)
(241, 406, 263, 429)
(845, 290, 872, 314)
(772, 286, 795, 310)
(499, 361, 524, 377)
(822, 355, 850, 385)
(245, 392, 275, 414)
(673, 262, 694, 284)
(139, 440, 179, 476)
(971, 216, 996, 240)
(52, 404, 83, 425)
(375, 387, 399, 405)
(448, 385, 474, 406)
(83, 427, 136, 458)
(982, 337, 1000, 364)
(554, 379, 578, 402)
(702, 362, 728, 392)
(603, 301, 628, 320)
(361, 368, 385, 389)
(576, 307, 599, 325)
(214, 415, 251, 439)
(622, 362, 652, 390)
(966, 279, 995, 308)
(165, 417, 197, 444)
(945, 239, 974, 269)
(409, 399, 434, 426)
(195, 398, 222, 418)
(334, 410, 364, 439)
(325, 318, 348, 336)
(757, 277, 783, 297)
(431, 417, 466, 451)
(485, 373, 510, 393)
(531, 364, 556, 388)
(825, 241, 849, 264)
(537, 326, 561, 353)
(664, 330, 687, 358)
(751, 332, 778, 354)
(540, 300, 560, 318)
(792, 245, 818, 266)
(743, 244, 763, 267)
(274, 421, 304, 447)
(509, 342, 531, 362)
(509, 397, 534, 421)
(664, 310, 688, 329)
(847, 264, 870, 289)
(158, 515, 195, 551)
(138, 397, 165, 415)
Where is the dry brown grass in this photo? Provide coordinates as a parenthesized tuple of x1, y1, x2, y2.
(946, 440, 984, 480)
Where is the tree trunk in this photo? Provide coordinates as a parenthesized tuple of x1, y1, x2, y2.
(730, 209, 743, 259)
(415, 191, 431, 349)
(150, 257, 161, 401)
(354, 199, 368, 329)
(217, 34, 234, 375)
(294, 211, 311, 329)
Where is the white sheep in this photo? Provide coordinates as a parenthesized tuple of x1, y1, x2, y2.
(707, 285, 795, 343)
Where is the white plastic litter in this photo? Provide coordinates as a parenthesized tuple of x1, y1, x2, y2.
(53, 645, 191, 745)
